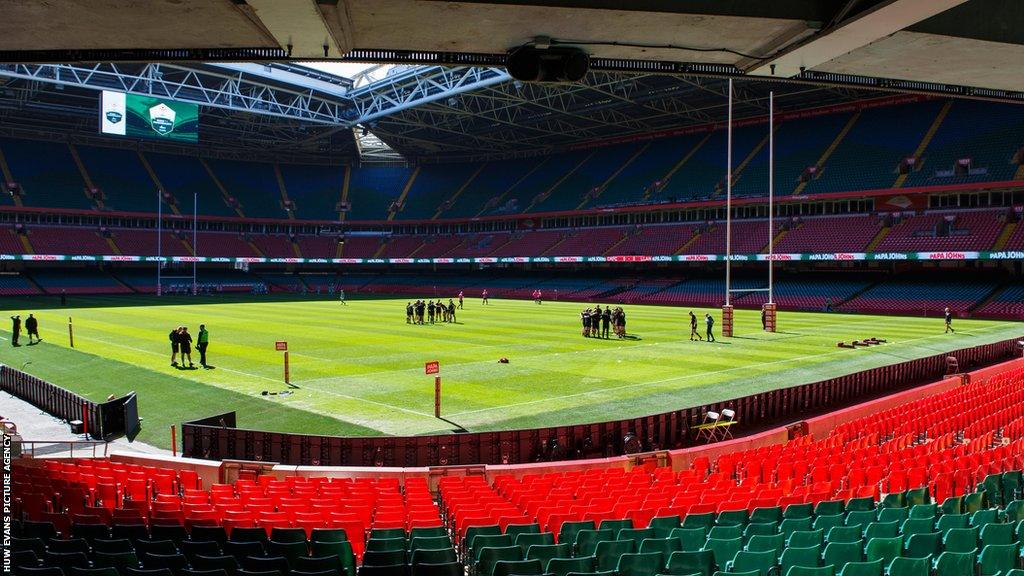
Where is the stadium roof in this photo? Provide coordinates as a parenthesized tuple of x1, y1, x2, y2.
(2, 1, 1023, 163)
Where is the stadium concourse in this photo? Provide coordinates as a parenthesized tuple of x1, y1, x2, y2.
(10, 357, 1024, 576)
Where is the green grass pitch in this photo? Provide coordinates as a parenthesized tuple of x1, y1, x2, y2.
(1, 294, 1020, 448)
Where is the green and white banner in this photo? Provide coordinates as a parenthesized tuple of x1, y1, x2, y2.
(4, 250, 1022, 264)
(101, 90, 199, 143)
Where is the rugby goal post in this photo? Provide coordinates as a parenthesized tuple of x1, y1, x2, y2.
(723, 82, 776, 336)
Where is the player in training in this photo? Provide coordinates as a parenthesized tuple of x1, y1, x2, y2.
(944, 307, 955, 333)
(689, 311, 702, 341)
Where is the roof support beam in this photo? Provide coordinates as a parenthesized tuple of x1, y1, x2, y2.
(747, 0, 969, 77)
(243, 0, 353, 59)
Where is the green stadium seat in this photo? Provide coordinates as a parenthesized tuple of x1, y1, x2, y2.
(788, 566, 835, 576)
(525, 543, 570, 570)
(639, 538, 682, 558)
(933, 551, 974, 576)
(880, 495, 905, 510)
(415, 550, 458, 567)
(479, 546, 524, 576)
(942, 528, 978, 553)
(864, 538, 901, 568)
(650, 517, 681, 539)
(970, 510, 998, 529)
(817, 502, 845, 517)
(310, 528, 348, 543)
(515, 533, 554, 555)
(270, 528, 308, 544)
(788, 530, 824, 549)
(940, 498, 962, 516)
(493, 559, 544, 576)
(744, 523, 779, 541)
(822, 541, 864, 572)
(827, 527, 863, 544)
(505, 525, 541, 542)
(981, 475, 1004, 507)
(979, 523, 1013, 547)
(617, 552, 666, 576)
(846, 499, 875, 513)
(466, 526, 503, 550)
(595, 540, 635, 572)
(903, 533, 941, 560)
(411, 536, 451, 552)
(1003, 471, 1022, 501)
(310, 540, 354, 562)
(780, 544, 822, 576)
(863, 523, 898, 541)
(837, 559, 882, 576)
(474, 535, 514, 561)
(936, 515, 969, 534)
(904, 489, 929, 507)
(620, 529, 659, 550)
(876, 509, 907, 525)
(367, 538, 406, 553)
(601, 520, 634, 535)
(670, 528, 708, 552)
(269, 540, 308, 562)
(845, 512, 875, 528)
(547, 557, 596, 576)
(750, 508, 782, 525)
(784, 505, 814, 521)
(560, 522, 597, 547)
(567, 571, 615, 576)
(963, 493, 986, 514)
(813, 516, 845, 533)
(371, 528, 406, 541)
(684, 514, 716, 531)
(898, 519, 934, 538)
(886, 557, 931, 576)
(907, 505, 935, 520)
(294, 555, 348, 576)
(1002, 501, 1024, 524)
(717, 510, 749, 528)
(363, 550, 406, 567)
(575, 530, 615, 557)
(706, 527, 742, 542)
(727, 550, 776, 576)
(745, 534, 784, 560)
(665, 551, 714, 576)
(977, 544, 1018, 576)
(702, 538, 741, 571)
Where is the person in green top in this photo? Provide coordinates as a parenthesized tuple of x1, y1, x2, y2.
(197, 324, 210, 368)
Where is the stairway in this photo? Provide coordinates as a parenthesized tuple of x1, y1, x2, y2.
(722, 124, 780, 195)
(274, 164, 296, 220)
(199, 158, 244, 217)
(970, 283, 1008, 313)
(650, 132, 713, 200)
(338, 166, 351, 222)
(387, 166, 421, 221)
(865, 225, 892, 253)
(793, 110, 861, 195)
(248, 241, 265, 257)
(765, 225, 793, 254)
(68, 143, 103, 209)
(993, 221, 1017, 250)
(474, 157, 550, 217)
(17, 230, 33, 254)
(523, 151, 595, 213)
(433, 163, 487, 219)
(138, 152, 181, 216)
(893, 100, 953, 188)
(103, 234, 121, 255)
(601, 230, 632, 256)
(577, 143, 651, 210)
(0, 145, 22, 207)
(674, 229, 705, 254)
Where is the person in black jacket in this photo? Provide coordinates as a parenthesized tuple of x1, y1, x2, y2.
(705, 313, 716, 342)
(601, 306, 611, 339)
(25, 314, 40, 344)
(170, 326, 181, 366)
(689, 311, 702, 341)
(179, 327, 195, 368)
(10, 314, 21, 346)
(406, 302, 413, 324)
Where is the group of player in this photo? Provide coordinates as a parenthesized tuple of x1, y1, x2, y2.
(581, 305, 626, 338)
(406, 298, 460, 324)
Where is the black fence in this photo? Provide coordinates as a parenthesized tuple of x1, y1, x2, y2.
(179, 337, 1021, 467)
(0, 364, 139, 440)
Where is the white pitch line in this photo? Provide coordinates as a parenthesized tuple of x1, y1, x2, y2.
(58, 332, 437, 421)
(445, 325, 1010, 418)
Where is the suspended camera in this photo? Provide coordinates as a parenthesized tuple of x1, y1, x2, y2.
(505, 45, 590, 83)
